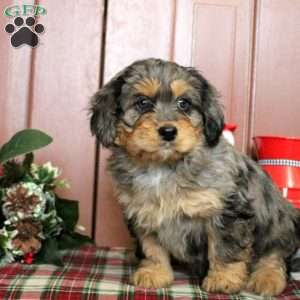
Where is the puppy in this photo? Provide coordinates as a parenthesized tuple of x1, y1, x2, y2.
(90, 58, 300, 296)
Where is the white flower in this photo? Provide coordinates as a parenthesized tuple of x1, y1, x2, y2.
(76, 224, 86, 232)
(0, 252, 15, 266)
(42, 162, 61, 178)
(30, 163, 39, 176)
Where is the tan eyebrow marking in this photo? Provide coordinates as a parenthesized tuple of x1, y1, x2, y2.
(170, 79, 193, 98)
(134, 78, 161, 97)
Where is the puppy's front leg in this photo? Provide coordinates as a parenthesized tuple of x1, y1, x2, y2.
(202, 225, 250, 294)
(132, 235, 174, 288)
(202, 259, 248, 294)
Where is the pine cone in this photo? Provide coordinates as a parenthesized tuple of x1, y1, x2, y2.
(11, 219, 42, 255)
(2, 182, 46, 219)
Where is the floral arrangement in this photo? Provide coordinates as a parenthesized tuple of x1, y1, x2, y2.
(0, 129, 92, 265)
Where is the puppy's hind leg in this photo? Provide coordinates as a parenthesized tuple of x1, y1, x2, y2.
(247, 253, 287, 296)
(131, 235, 174, 288)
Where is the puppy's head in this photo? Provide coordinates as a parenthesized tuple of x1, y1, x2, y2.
(90, 58, 224, 162)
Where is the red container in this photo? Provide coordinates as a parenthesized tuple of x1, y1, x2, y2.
(253, 136, 300, 189)
(281, 188, 300, 209)
(254, 136, 300, 160)
(261, 165, 300, 189)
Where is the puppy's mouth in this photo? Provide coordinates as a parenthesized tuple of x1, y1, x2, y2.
(115, 117, 202, 163)
(156, 143, 180, 160)
(158, 140, 180, 154)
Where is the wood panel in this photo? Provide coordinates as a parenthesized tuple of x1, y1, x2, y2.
(95, 0, 176, 247)
(103, 0, 176, 80)
(249, 0, 300, 143)
(174, 0, 255, 151)
(0, 0, 34, 144)
(28, 0, 104, 236)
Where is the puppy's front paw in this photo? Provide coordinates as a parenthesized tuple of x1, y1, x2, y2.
(132, 262, 174, 288)
(202, 269, 246, 294)
(247, 268, 286, 296)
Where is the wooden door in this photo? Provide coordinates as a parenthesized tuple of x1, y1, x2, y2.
(0, 0, 34, 142)
(174, 0, 255, 151)
(249, 0, 300, 145)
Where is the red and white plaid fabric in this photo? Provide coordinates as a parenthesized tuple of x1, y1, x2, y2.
(0, 245, 299, 299)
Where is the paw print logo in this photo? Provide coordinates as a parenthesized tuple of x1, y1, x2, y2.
(5, 17, 44, 48)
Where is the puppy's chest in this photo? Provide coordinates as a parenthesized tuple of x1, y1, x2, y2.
(119, 167, 216, 229)
(132, 169, 178, 227)
(133, 167, 175, 200)
(124, 167, 179, 230)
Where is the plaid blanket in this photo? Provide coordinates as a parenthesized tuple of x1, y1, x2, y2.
(0, 245, 299, 300)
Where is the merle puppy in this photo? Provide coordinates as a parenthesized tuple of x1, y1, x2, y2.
(90, 58, 300, 296)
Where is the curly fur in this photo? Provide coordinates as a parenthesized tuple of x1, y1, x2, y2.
(90, 58, 300, 296)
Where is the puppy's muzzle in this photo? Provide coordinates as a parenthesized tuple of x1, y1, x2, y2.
(158, 125, 177, 141)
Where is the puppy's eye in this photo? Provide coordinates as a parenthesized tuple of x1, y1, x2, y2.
(136, 96, 154, 112)
(177, 98, 192, 112)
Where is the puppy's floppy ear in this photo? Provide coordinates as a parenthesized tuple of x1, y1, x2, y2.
(201, 78, 224, 147)
(188, 68, 224, 147)
(89, 71, 126, 147)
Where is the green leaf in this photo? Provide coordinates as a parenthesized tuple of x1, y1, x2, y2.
(35, 238, 63, 266)
(58, 232, 93, 250)
(0, 234, 8, 249)
(54, 179, 70, 189)
(0, 129, 53, 164)
(55, 198, 79, 232)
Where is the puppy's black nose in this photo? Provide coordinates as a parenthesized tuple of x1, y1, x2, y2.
(158, 126, 177, 141)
